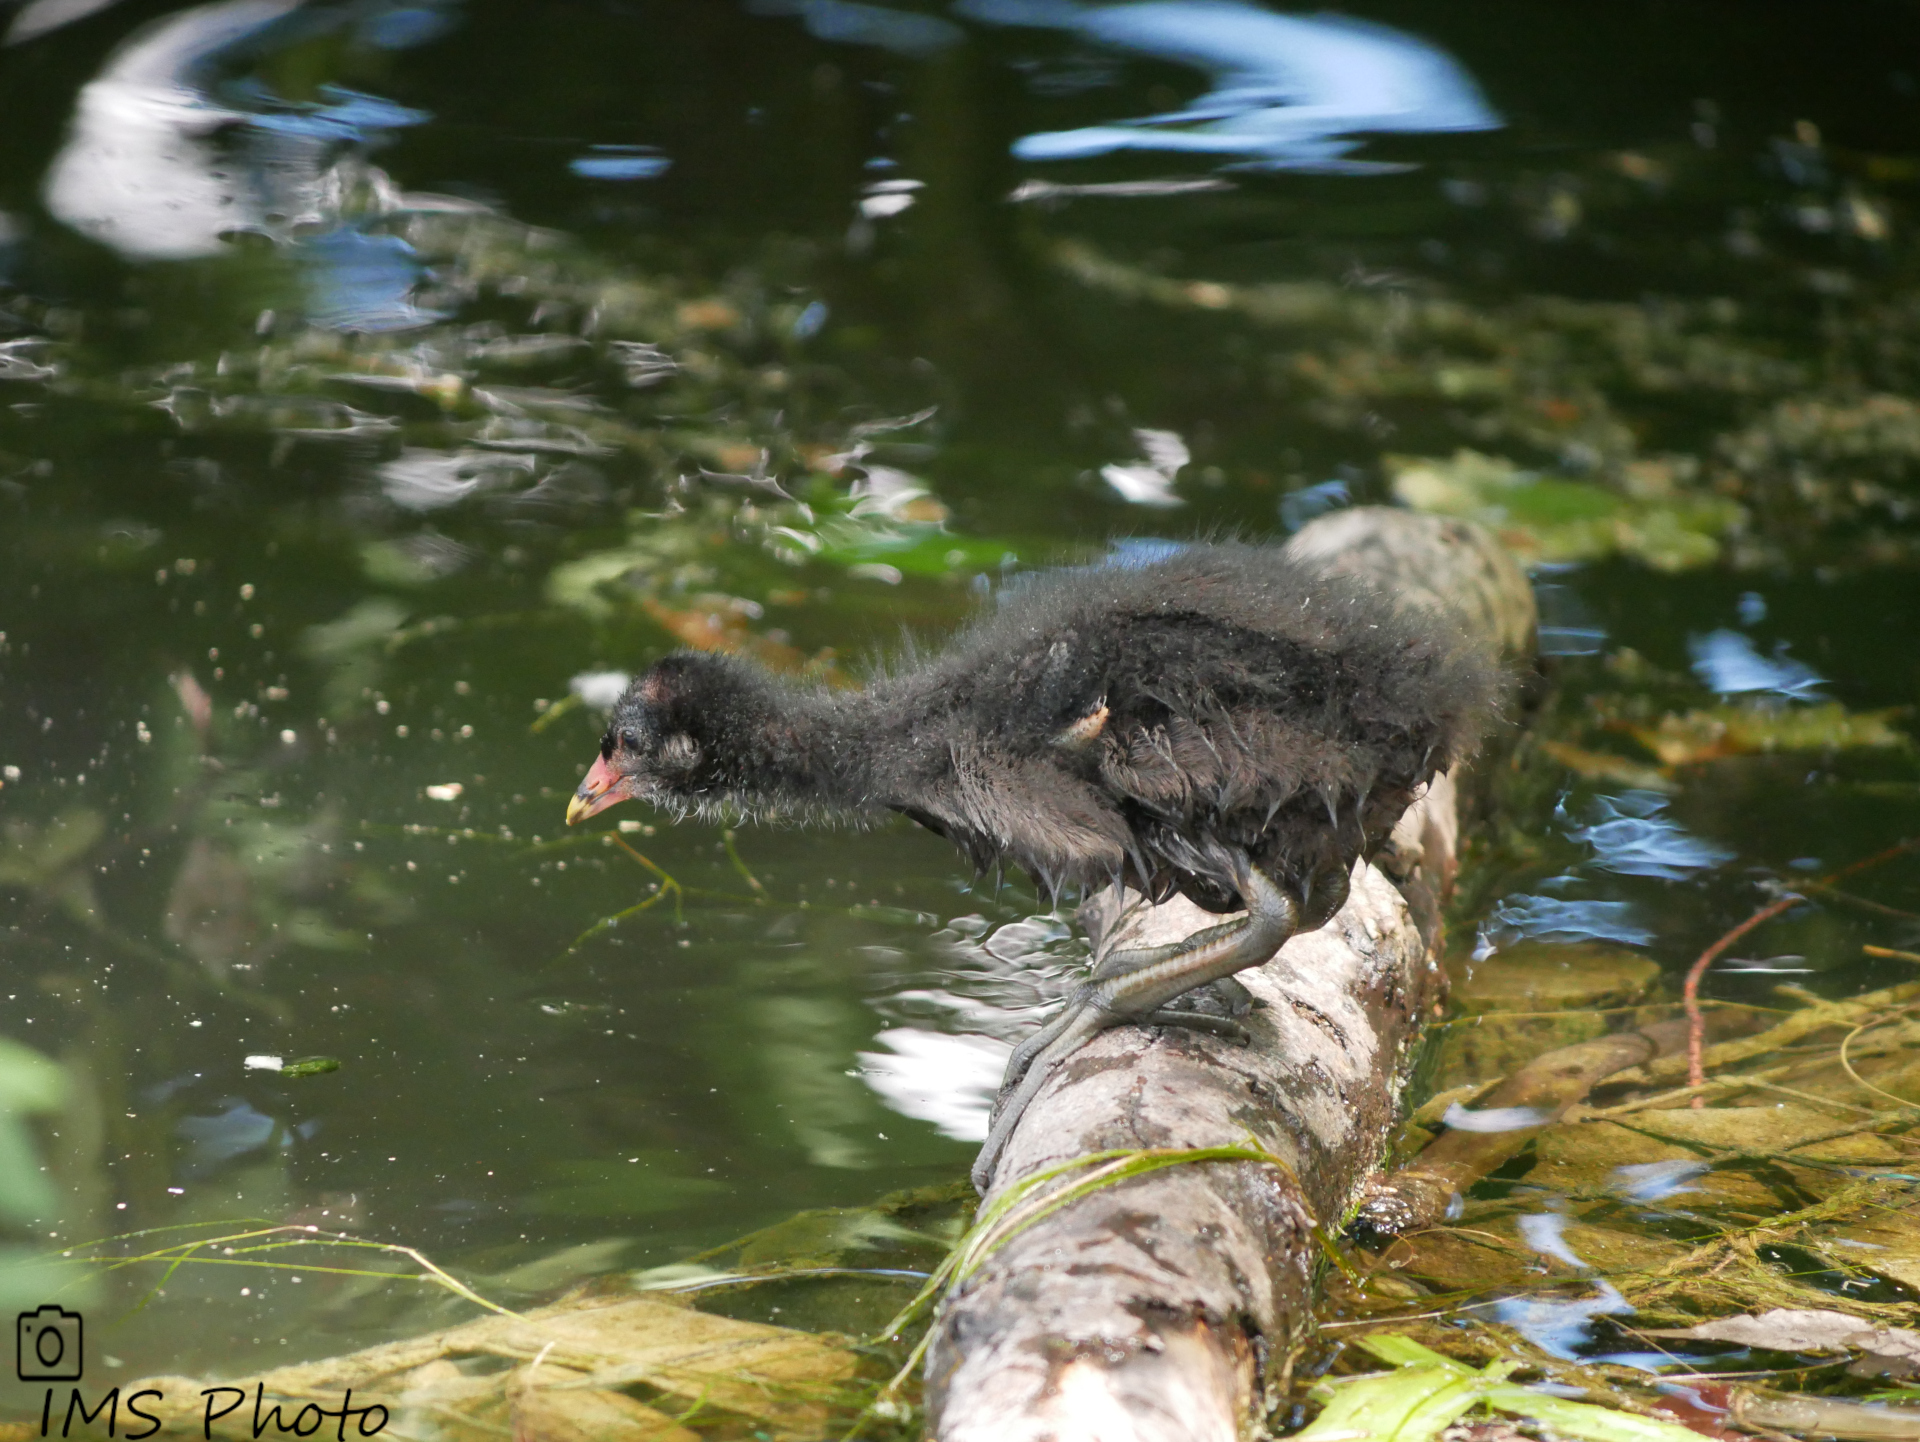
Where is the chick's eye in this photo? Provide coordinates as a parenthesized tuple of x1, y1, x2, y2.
(620, 729, 642, 752)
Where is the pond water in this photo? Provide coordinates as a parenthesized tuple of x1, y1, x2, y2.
(2, 0, 1919, 1428)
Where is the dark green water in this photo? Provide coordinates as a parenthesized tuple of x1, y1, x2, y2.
(2, 0, 1919, 1412)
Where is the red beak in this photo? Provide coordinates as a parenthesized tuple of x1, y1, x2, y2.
(566, 753, 628, 825)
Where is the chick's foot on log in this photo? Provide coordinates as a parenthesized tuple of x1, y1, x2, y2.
(972, 849, 1299, 1192)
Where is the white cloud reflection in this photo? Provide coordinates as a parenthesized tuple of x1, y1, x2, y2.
(378, 448, 537, 511)
(39, 0, 448, 332)
(42, 0, 302, 259)
(1101, 426, 1189, 506)
(6, 0, 125, 46)
(1441, 1101, 1552, 1133)
(959, 0, 1500, 173)
(858, 1028, 1008, 1141)
(1689, 629, 1829, 701)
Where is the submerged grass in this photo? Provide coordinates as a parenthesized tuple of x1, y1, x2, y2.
(1359, 977, 1920, 1344)
(46, 1221, 516, 1320)
(1299, 1334, 1706, 1442)
(29, 1221, 904, 1438)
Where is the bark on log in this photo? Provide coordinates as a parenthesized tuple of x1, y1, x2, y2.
(925, 509, 1536, 1442)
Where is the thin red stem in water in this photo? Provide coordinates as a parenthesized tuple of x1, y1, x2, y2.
(1684, 836, 1919, 1104)
(1683, 895, 1799, 1098)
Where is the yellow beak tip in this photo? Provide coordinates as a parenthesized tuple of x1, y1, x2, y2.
(565, 795, 592, 826)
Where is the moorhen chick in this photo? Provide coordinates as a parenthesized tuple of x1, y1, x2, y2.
(566, 540, 1498, 1188)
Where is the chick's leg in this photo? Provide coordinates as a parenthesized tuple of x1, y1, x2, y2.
(972, 853, 1297, 1193)
(992, 913, 1248, 1094)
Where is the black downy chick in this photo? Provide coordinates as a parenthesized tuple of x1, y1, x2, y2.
(567, 541, 1500, 1189)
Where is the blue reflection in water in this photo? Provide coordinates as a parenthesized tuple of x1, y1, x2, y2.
(1534, 580, 1608, 657)
(1612, 1159, 1710, 1202)
(1560, 791, 1735, 881)
(1487, 1280, 1633, 1359)
(247, 84, 430, 140)
(958, 0, 1500, 173)
(1103, 537, 1190, 568)
(1279, 478, 1350, 532)
(1481, 791, 1729, 953)
(176, 1099, 318, 1177)
(1476, 896, 1653, 955)
(43, 0, 309, 259)
(792, 300, 831, 339)
(571, 146, 673, 181)
(1492, 1219, 1672, 1368)
(1517, 1212, 1585, 1268)
(299, 230, 441, 332)
(141, 1072, 203, 1105)
(748, 0, 963, 55)
(1537, 626, 1609, 657)
(359, 4, 460, 49)
(1689, 629, 1828, 700)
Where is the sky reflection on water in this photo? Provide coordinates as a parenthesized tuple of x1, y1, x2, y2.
(856, 1028, 1006, 1141)
(1611, 1159, 1711, 1204)
(41, 0, 307, 259)
(1486, 1280, 1634, 1361)
(1689, 628, 1830, 701)
(962, 0, 1499, 172)
(38, 0, 1506, 283)
(1559, 791, 1735, 882)
(1476, 896, 1654, 956)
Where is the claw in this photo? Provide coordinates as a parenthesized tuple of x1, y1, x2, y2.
(972, 857, 1301, 1193)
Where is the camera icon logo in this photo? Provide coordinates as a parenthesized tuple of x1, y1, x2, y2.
(17, 1306, 83, 1382)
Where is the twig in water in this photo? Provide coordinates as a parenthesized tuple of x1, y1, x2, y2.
(529, 693, 582, 733)
(1866, 945, 1920, 965)
(722, 829, 766, 895)
(549, 836, 687, 961)
(1801, 882, 1920, 922)
(57, 1222, 515, 1320)
(612, 834, 680, 898)
(1685, 837, 1920, 1104)
(1684, 895, 1804, 1101)
(556, 887, 679, 960)
(1839, 1011, 1920, 1110)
